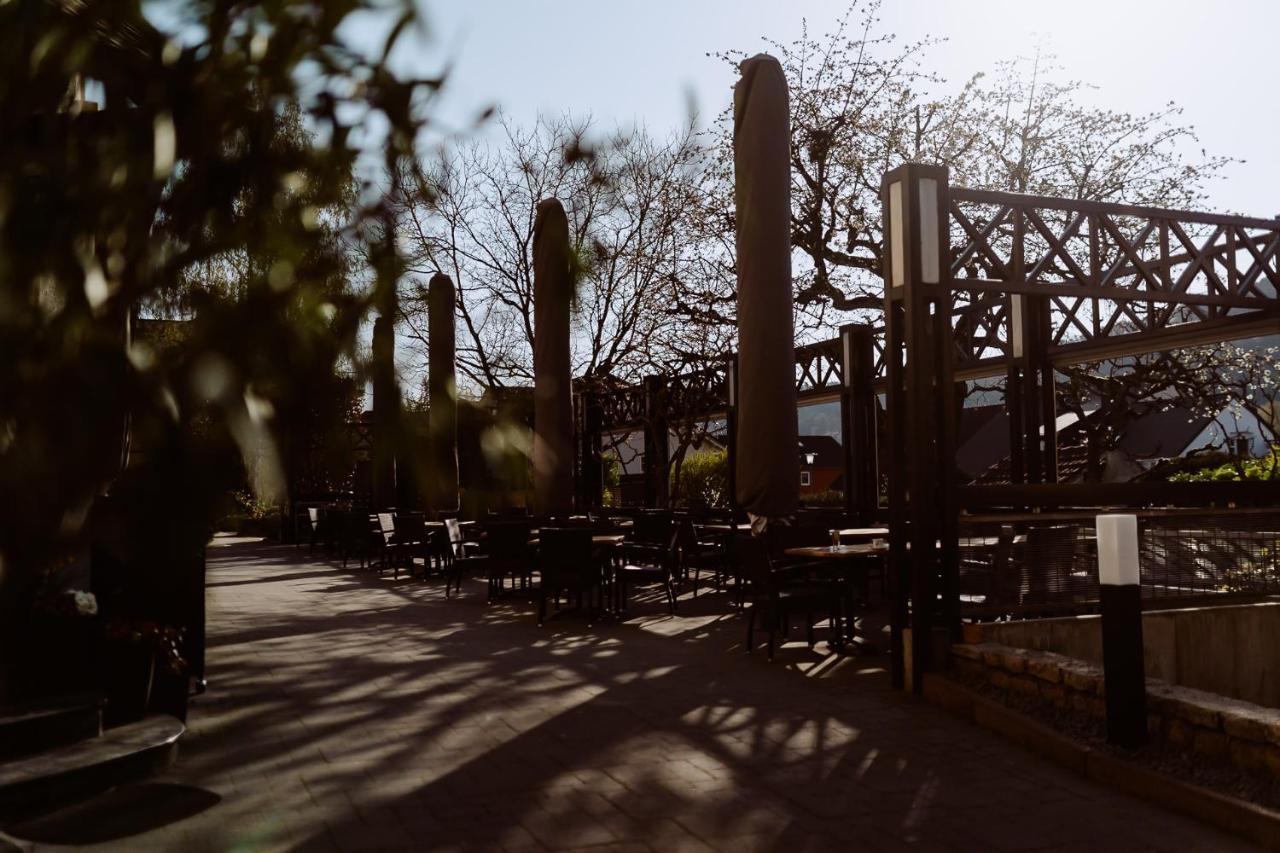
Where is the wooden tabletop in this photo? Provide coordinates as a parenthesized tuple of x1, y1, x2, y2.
(784, 543, 887, 559)
(700, 523, 752, 533)
(836, 527, 889, 539)
(528, 534, 626, 547)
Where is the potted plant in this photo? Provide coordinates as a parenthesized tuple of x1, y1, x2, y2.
(101, 618, 186, 726)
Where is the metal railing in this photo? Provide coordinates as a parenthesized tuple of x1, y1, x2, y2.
(957, 507, 1280, 618)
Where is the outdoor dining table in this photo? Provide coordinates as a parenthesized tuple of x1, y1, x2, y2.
(526, 534, 626, 547)
(526, 534, 628, 619)
(700, 523, 753, 534)
(836, 527, 889, 540)
(783, 543, 888, 650)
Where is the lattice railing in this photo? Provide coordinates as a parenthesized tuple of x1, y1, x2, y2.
(595, 188, 1280, 430)
(949, 188, 1280, 368)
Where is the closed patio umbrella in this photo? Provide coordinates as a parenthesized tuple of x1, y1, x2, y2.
(733, 53, 799, 525)
(427, 272, 459, 513)
(532, 198, 575, 517)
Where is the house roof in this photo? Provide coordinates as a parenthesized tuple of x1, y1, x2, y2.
(967, 401, 1216, 485)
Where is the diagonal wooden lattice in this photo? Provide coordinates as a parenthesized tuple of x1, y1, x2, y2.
(595, 189, 1278, 430)
(948, 188, 1280, 374)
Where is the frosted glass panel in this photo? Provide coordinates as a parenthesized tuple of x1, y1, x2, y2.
(889, 181, 904, 288)
(919, 178, 939, 284)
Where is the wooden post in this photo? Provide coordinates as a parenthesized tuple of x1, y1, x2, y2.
(841, 324, 878, 524)
(643, 375, 669, 508)
(578, 388, 604, 512)
(882, 163, 958, 692)
(1008, 284, 1057, 487)
(371, 312, 398, 510)
(725, 355, 738, 516)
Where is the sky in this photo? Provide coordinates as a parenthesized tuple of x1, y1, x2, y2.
(400, 0, 1279, 218)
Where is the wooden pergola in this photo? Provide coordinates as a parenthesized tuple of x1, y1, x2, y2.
(580, 162, 1279, 690)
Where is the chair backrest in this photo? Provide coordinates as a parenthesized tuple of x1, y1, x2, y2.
(538, 527, 595, 589)
(377, 513, 396, 539)
(484, 520, 533, 561)
(677, 517, 699, 549)
(394, 512, 426, 542)
(632, 511, 673, 545)
(986, 525, 1020, 606)
(444, 517, 465, 551)
(308, 507, 320, 526)
(1022, 524, 1080, 603)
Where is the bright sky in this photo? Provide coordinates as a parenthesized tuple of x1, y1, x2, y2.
(406, 0, 1278, 217)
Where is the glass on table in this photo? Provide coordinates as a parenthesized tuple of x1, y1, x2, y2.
(829, 529, 841, 549)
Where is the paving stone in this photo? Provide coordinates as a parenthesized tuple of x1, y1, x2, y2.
(17, 536, 1247, 853)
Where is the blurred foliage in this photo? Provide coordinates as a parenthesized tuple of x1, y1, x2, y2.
(230, 489, 279, 521)
(0, 0, 437, 606)
(601, 458, 621, 508)
(1169, 450, 1280, 482)
(799, 489, 846, 508)
(670, 448, 729, 510)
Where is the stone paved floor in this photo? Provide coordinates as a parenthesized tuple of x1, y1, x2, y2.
(5, 535, 1259, 851)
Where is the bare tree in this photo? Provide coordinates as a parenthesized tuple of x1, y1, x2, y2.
(393, 113, 713, 401)
(709, 1, 1235, 338)
(1172, 342, 1280, 478)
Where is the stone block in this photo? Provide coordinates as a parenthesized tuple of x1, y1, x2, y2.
(1165, 717, 1195, 749)
(1062, 663, 1103, 694)
(1039, 683, 1066, 706)
(1192, 729, 1228, 761)
(1229, 737, 1271, 773)
(1025, 655, 1063, 684)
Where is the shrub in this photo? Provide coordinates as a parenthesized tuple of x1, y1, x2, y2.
(671, 449, 729, 509)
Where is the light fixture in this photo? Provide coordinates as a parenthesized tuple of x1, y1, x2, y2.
(1096, 514, 1139, 586)
(841, 326, 854, 389)
(726, 356, 737, 408)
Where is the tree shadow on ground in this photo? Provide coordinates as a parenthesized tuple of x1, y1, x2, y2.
(153, 539, 1242, 852)
(4, 783, 221, 845)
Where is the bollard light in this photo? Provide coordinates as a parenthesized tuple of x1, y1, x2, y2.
(1096, 513, 1147, 749)
(1097, 514, 1139, 586)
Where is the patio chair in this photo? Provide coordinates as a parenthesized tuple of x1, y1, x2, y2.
(482, 520, 535, 601)
(306, 507, 321, 555)
(337, 510, 380, 569)
(391, 512, 430, 578)
(980, 525, 1020, 608)
(537, 528, 600, 625)
(679, 518, 727, 598)
(630, 510, 673, 548)
(615, 527, 680, 614)
(442, 518, 485, 598)
(739, 537, 839, 660)
(1021, 524, 1089, 607)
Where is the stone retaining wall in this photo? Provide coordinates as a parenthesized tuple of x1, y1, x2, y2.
(953, 642, 1280, 775)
